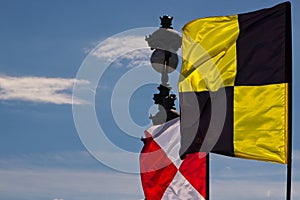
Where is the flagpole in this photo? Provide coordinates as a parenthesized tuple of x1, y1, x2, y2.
(286, 68, 292, 200)
(206, 153, 210, 200)
(286, 2, 292, 200)
(287, 159, 292, 200)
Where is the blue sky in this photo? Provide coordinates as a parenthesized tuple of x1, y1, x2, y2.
(0, 0, 299, 199)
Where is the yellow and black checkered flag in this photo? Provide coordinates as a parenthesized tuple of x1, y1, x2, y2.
(179, 2, 292, 164)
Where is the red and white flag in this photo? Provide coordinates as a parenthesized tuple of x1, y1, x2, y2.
(140, 117, 207, 200)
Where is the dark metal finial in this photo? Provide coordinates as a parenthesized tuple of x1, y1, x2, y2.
(160, 15, 173, 29)
(144, 15, 181, 126)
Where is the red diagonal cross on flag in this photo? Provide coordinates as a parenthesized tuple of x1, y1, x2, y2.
(140, 118, 207, 200)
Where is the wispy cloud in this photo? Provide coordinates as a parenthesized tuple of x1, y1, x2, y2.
(0, 150, 299, 200)
(211, 179, 299, 200)
(0, 168, 143, 200)
(0, 151, 143, 199)
(210, 151, 300, 199)
(0, 151, 99, 170)
(0, 75, 89, 105)
(89, 36, 151, 68)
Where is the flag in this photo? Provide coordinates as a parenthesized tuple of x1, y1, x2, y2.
(140, 118, 207, 200)
(179, 2, 292, 164)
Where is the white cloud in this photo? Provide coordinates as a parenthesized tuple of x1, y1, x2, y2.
(0, 151, 144, 200)
(211, 179, 300, 200)
(0, 150, 299, 200)
(0, 168, 143, 200)
(90, 36, 151, 68)
(210, 151, 300, 199)
(0, 151, 99, 169)
(0, 75, 89, 105)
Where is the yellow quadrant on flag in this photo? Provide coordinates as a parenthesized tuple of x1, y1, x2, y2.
(180, 15, 239, 92)
(233, 83, 288, 163)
